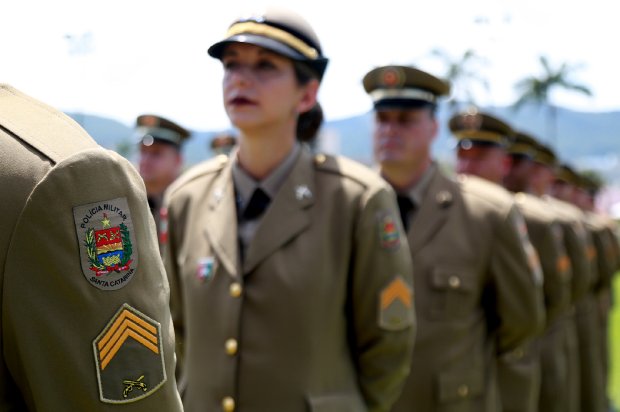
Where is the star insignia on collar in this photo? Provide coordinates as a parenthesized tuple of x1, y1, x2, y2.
(295, 185, 312, 201)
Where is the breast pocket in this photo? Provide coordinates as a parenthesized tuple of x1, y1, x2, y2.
(428, 267, 479, 320)
(307, 393, 366, 412)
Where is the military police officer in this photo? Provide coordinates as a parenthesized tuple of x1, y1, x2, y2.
(363, 65, 544, 411)
(164, 9, 414, 412)
(135, 114, 190, 247)
(0, 85, 182, 410)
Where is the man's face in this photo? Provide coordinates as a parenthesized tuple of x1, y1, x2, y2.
(504, 156, 534, 192)
(529, 163, 556, 196)
(373, 108, 437, 170)
(456, 144, 510, 184)
(138, 142, 182, 191)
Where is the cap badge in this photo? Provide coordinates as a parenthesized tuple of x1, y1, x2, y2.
(73, 198, 138, 291)
(381, 67, 405, 88)
(458, 112, 483, 130)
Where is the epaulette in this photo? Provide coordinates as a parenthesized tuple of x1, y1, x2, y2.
(313, 152, 386, 190)
(165, 154, 228, 198)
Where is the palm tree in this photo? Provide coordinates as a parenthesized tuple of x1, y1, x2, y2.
(429, 48, 489, 113)
(513, 56, 592, 146)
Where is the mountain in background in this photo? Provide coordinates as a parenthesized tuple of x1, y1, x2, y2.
(67, 102, 620, 186)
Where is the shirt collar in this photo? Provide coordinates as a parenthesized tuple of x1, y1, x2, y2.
(232, 142, 301, 208)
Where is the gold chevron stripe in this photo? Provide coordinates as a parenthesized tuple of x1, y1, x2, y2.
(99, 318, 158, 360)
(98, 309, 157, 350)
(381, 277, 412, 309)
(100, 329, 159, 370)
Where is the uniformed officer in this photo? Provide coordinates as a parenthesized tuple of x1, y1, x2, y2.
(209, 132, 238, 156)
(164, 9, 414, 412)
(504, 132, 580, 412)
(0, 85, 182, 410)
(135, 114, 190, 247)
(528, 141, 593, 412)
(363, 65, 544, 411)
(451, 112, 575, 412)
(553, 164, 608, 412)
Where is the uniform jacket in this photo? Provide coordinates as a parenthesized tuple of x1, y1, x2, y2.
(0, 85, 182, 411)
(164, 147, 415, 412)
(391, 169, 545, 412)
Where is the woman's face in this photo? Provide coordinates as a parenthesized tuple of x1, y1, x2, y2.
(221, 43, 316, 132)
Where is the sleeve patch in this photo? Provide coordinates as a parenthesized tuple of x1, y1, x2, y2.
(93, 304, 167, 404)
(73, 197, 138, 290)
(378, 276, 414, 331)
(377, 211, 401, 250)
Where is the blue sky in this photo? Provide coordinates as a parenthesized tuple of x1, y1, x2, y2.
(3, 0, 618, 130)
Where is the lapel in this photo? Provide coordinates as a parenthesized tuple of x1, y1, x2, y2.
(203, 160, 240, 278)
(242, 148, 315, 274)
(409, 167, 456, 254)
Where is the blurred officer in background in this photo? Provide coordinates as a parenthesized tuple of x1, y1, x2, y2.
(504, 132, 578, 412)
(164, 8, 414, 412)
(0, 84, 182, 410)
(553, 164, 608, 412)
(136, 114, 190, 247)
(528, 141, 592, 412)
(451, 112, 574, 412)
(363, 65, 544, 411)
(209, 132, 237, 156)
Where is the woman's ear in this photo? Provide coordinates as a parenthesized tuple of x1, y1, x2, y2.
(296, 79, 319, 114)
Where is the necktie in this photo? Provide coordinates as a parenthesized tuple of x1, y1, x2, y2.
(242, 188, 271, 220)
(397, 195, 415, 231)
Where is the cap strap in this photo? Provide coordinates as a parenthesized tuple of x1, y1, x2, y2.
(227, 21, 319, 60)
(135, 126, 182, 145)
(370, 88, 436, 103)
(454, 130, 507, 145)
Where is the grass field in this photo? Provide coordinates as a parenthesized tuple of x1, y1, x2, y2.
(609, 274, 620, 410)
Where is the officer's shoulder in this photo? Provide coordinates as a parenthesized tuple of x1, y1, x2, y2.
(166, 154, 229, 198)
(313, 152, 388, 191)
(0, 84, 98, 165)
(458, 174, 514, 210)
(513, 192, 554, 222)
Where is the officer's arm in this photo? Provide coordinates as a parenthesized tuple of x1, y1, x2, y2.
(491, 206, 545, 353)
(349, 186, 415, 412)
(3, 148, 182, 411)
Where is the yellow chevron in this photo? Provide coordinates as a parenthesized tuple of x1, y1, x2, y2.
(100, 328, 159, 370)
(98, 309, 157, 350)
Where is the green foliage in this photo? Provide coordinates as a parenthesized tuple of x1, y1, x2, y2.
(120, 223, 133, 265)
(84, 228, 105, 270)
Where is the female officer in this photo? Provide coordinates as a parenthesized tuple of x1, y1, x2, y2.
(163, 8, 414, 412)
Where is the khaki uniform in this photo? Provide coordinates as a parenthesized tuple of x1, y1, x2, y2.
(164, 148, 415, 412)
(541, 195, 592, 412)
(508, 193, 572, 411)
(390, 170, 545, 412)
(0, 85, 182, 410)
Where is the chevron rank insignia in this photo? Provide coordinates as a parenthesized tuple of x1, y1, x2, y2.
(73, 197, 138, 291)
(378, 276, 414, 331)
(93, 304, 166, 403)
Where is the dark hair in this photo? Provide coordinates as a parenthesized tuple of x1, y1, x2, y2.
(293, 61, 323, 143)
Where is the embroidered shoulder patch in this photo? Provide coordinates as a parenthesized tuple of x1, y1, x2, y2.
(377, 211, 401, 250)
(73, 198, 138, 290)
(93, 304, 167, 404)
(378, 276, 414, 331)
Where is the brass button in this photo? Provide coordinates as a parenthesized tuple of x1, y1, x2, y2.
(229, 282, 242, 298)
(225, 339, 238, 356)
(457, 384, 469, 397)
(448, 275, 461, 288)
(315, 153, 326, 164)
(222, 396, 235, 412)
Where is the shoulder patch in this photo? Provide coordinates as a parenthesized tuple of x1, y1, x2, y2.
(73, 197, 137, 290)
(510, 209, 543, 286)
(378, 276, 414, 331)
(93, 304, 167, 404)
(377, 210, 401, 250)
